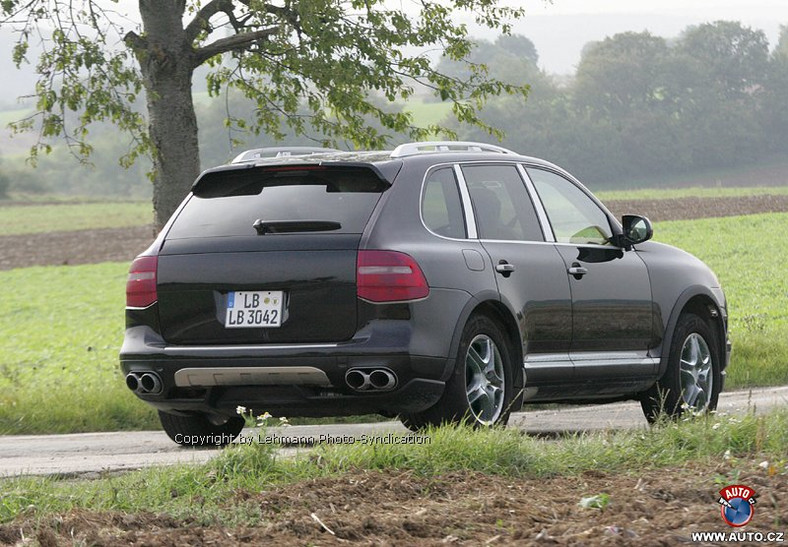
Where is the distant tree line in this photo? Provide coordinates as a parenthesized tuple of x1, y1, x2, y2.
(2, 20, 786, 197)
(452, 21, 788, 185)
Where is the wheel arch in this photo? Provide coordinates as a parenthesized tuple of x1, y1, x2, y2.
(446, 291, 524, 410)
(658, 286, 727, 380)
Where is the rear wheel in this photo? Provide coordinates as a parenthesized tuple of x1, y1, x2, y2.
(158, 410, 245, 446)
(641, 313, 721, 423)
(400, 314, 515, 430)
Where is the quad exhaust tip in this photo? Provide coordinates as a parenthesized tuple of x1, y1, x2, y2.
(345, 368, 397, 391)
(125, 372, 163, 395)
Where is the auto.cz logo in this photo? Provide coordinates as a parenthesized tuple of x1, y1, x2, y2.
(689, 483, 785, 543)
(717, 484, 757, 527)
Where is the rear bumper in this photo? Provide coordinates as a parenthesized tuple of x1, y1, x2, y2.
(120, 325, 451, 418)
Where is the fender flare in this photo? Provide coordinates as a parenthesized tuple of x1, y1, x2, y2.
(657, 284, 727, 379)
(444, 290, 525, 405)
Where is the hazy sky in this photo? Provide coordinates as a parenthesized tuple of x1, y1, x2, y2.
(512, 0, 787, 73)
(523, 0, 786, 16)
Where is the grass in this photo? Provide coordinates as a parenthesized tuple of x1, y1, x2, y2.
(0, 409, 786, 524)
(0, 263, 159, 434)
(0, 202, 152, 235)
(654, 213, 788, 388)
(0, 213, 786, 435)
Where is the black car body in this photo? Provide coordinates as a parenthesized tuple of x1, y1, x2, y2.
(120, 142, 731, 444)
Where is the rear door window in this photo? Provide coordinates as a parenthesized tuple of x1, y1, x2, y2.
(168, 166, 388, 239)
(461, 164, 544, 241)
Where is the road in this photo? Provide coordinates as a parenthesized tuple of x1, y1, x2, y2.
(1, 386, 786, 477)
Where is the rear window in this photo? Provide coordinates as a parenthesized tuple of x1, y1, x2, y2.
(167, 166, 388, 239)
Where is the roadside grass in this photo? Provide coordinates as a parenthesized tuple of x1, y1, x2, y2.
(0, 213, 785, 434)
(654, 213, 788, 388)
(0, 409, 786, 525)
(0, 263, 158, 434)
(0, 202, 152, 235)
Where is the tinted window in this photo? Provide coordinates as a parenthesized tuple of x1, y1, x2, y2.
(526, 168, 612, 245)
(168, 167, 386, 238)
(462, 164, 543, 241)
(421, 167, 466, 238)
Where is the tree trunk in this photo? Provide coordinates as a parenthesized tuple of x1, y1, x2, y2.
(137, 1, 201, 230)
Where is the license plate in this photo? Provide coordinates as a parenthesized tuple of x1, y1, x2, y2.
(225, 291, 284, 328)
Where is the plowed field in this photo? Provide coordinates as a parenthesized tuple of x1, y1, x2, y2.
(2, 194, 787, 271)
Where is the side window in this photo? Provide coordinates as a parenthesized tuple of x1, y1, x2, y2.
(421, 167, 467, 239)
(526, 167, 613, 245)
(461, 164, 544, 242)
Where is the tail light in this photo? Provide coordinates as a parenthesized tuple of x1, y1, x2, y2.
(126, 256, 158, 308)
(357, 250, 429, 302)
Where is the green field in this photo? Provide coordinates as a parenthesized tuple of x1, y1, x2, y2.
(0, 263, 159, 433)
(0, 212, 786, 434)
(406, 100, 453, 127)
(0, 202, 152, 235)
(596, 185, 788, 201)
(0, 107, 32, 127)
(654, 213, 788, 387)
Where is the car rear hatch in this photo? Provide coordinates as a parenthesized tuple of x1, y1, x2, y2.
(156, 163, 392, 345)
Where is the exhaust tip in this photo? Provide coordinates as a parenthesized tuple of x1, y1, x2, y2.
(140, 372, 163, 394)
(346, 368, 398, 391)
(345, 369, 368, 390)
(369, 369, 397, 390)
(125, 374, 139, 392)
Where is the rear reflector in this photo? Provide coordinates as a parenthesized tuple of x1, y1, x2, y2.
(357, 250, 429, 302)
(126, 256, 158, 308)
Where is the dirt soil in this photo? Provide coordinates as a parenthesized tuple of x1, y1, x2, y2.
(606, 194, 788, 223)
(0, 225, 155, 271)
(1, 463, 784, 546)
(1, 194, 787, 271)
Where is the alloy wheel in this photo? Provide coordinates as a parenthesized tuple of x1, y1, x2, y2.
(464, 334, 505, 425)
(679, 333, 714, 410)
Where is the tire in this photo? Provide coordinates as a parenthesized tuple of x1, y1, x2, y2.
(641, 313, 721, 423)
(158, 410, 245, 447)
(400, 314, 515, 430)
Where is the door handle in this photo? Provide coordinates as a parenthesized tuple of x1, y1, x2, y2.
(495, 261, 515, 277)
(567, 263, 588, 279)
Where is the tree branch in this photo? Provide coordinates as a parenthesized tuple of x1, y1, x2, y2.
(123, 30, 147, 54)
(193, 27, 278, 66)
(185, 0, 234, 43)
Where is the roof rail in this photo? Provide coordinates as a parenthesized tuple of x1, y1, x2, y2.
(231, 146, 341, 164)
(390, 141, 516, 158)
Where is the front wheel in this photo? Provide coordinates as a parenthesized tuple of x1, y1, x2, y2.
(400, 314, 515, 430)
(641, 313, 721, 423)
(158, 410, 245, 446)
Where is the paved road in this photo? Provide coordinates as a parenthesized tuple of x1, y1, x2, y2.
(1, 387, 786, 477)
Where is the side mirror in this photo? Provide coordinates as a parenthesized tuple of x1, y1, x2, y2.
(620, 215, 653, 247)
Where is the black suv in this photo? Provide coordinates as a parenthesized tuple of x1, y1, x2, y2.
(121, 141, 731, 445)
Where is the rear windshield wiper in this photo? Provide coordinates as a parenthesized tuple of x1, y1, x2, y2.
(253, 219, 342, 235)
